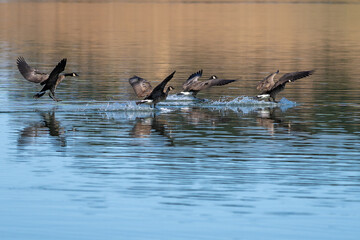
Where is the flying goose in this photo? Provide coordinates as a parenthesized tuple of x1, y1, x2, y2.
(180, 69, 236, 96)
(32, 58, 67, 101)
(256, 70, 315, 102)
(16, 56, 78, 84)
(129, 71, 176, 108)
(16, 57, 78, 101)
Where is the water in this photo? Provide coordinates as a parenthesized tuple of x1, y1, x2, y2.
(1, 1, 360, 239)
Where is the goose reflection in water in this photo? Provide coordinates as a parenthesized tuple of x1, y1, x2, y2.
(18, 111, 67, 147)
(254, 107, 311, 136)
(256, 108, 285, 135)
(130, 114, 174, 146)
(180, 107, 232, 127)
(179, 105, 297, 136)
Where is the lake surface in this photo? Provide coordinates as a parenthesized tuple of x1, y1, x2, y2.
(1, 1, 360, 239)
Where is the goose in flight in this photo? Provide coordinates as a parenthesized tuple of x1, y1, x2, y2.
(32, 58, 67, 101)
(129, 71, 176, 108)
(180, 69, 236, 96)
(16, 57, 78, 101)
(17, 56, 78, 84)
(256, 70, 315, 102)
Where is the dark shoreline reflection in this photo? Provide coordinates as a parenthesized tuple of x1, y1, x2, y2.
(17, 111, 67, 148)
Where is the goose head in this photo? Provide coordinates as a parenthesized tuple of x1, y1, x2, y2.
(64, 72, 79, 77)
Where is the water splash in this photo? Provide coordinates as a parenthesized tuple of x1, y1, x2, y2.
(210, 96, 296, 106)
(199, 96, 297, 114)
(2, 95, 297, 114)
(76, 101, 156, 112)
(166, 94, 196, 101)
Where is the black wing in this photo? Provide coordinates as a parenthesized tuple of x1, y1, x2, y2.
(16, 56, 49, 83)
(151, 71, 176, 94)
(206, 78, 236, 87)
(42, 59, 67, 89)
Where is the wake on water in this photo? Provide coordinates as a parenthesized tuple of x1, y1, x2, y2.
(81, 95, 295, 113)
(4, 95, 296, 113)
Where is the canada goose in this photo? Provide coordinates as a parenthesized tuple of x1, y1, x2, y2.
(129, 71, 176, 108)
(16, 56, 79, 84)
(180, 69, 236, 96)
(17, 57, 78, 101)
(256, 70, 315, 102)
(32, 58, 68, 101)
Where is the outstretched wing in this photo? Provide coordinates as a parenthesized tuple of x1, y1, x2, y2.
(205, 78, 236, 88)
(16, 56, 49, 83)
(187, 78, 236, 92)
(42, 59, 67, 89)
(129, 76, 153, 98)
(183, 69, 202, 91)
(151, 71, 176, 94)
(272, 70, 315, 90)
(256, 70, 279, 93)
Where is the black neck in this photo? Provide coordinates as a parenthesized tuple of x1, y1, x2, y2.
(165, 87, 172, 94)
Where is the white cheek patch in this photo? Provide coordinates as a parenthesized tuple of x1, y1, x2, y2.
(180, 92, 191, 95)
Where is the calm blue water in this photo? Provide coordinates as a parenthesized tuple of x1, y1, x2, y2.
(1, 1, 360, 240)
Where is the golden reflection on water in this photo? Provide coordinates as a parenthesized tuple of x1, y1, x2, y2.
(1, 1, 360, 102)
